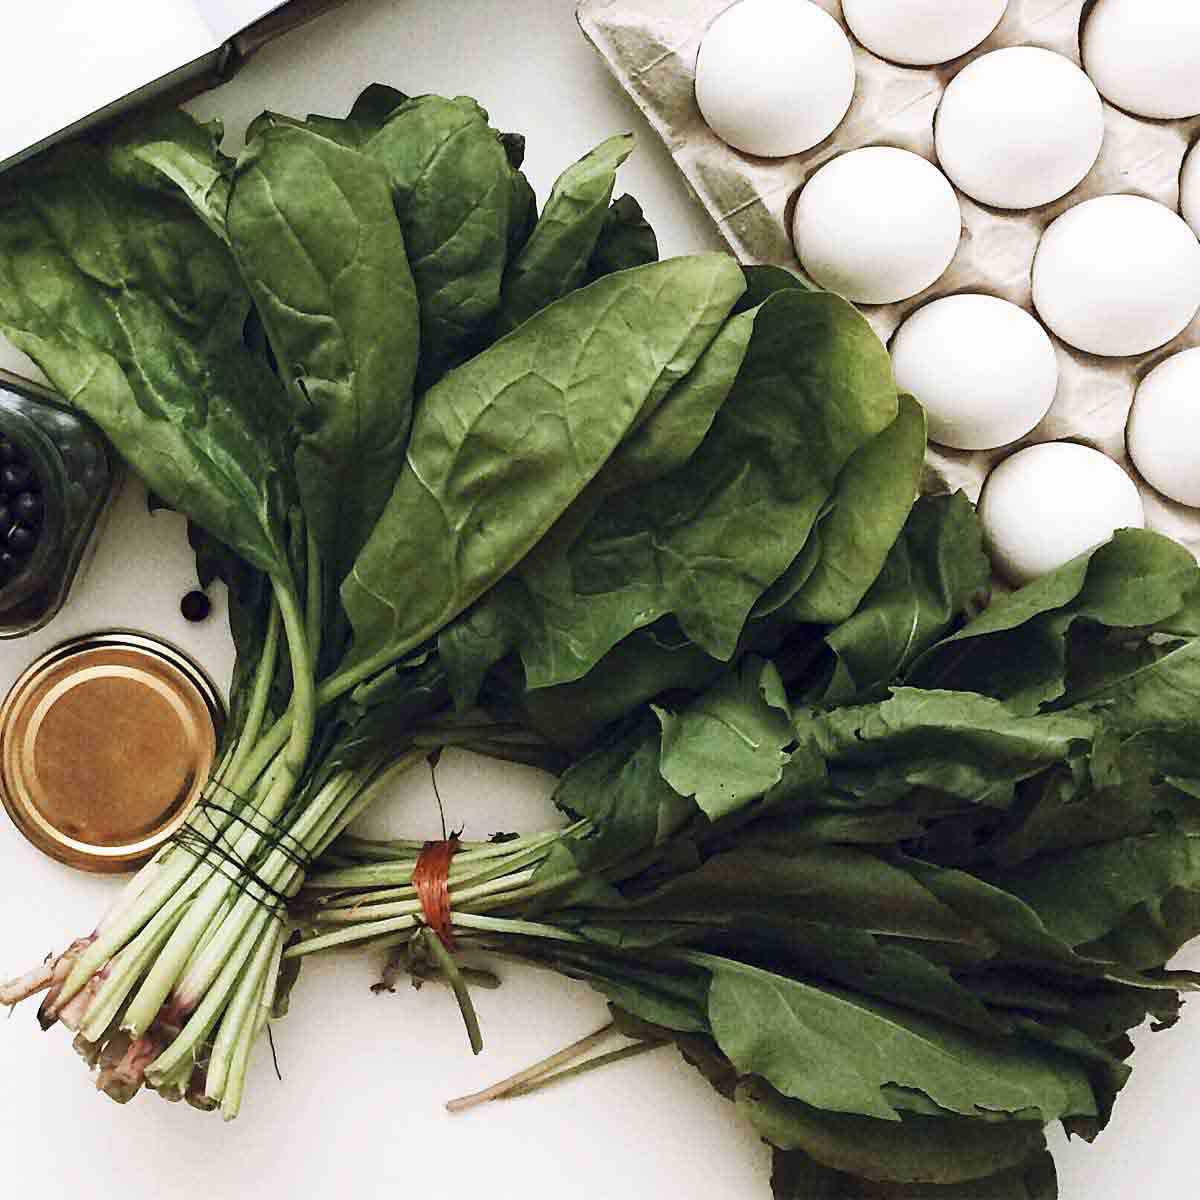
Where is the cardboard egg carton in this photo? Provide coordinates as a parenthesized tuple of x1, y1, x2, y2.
(577, 0, 1200, 557)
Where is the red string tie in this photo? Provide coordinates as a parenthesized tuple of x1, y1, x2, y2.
(413, 836, 461, 950)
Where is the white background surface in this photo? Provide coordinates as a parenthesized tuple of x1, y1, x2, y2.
(0, 2, 1197, 1197)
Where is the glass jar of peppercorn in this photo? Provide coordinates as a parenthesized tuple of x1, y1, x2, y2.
(0, 371, 113, 636)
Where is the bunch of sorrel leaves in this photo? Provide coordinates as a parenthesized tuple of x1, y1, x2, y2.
(295, 508, 1200, 1200)
(0, 83, 907, 1119)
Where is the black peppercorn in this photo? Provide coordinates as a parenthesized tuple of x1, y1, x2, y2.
(180, 590, 212, 622)
(1, 462, 32, 492)
(13, 491, 42, 526)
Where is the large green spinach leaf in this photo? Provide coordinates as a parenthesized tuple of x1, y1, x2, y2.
(107, 109, 233, 242)
(0, 141, 290, 578)
(341, 253, 746, 680)
(909, 530, 1199, 712)
(703, 956, 1096, 1123)
(442, 302, 759, 699)
(797, 690, 1093, 807)
(566, 289, 897, 661)
(990, 832, 1200, 970)
(365, 95, 518, 382)
(227, 121, 420, 579)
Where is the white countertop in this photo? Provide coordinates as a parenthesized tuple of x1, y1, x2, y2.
(1, 3, 1197, 1197)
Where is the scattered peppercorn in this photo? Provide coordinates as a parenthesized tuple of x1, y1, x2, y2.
(180, 590, 212, 622)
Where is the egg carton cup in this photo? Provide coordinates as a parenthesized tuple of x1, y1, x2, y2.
(577, 0, 1200, 558)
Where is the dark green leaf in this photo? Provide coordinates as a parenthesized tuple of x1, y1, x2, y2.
(366, 95, 516, 382)
(740, 1079, 1049, 1186)
(1063, 637, 1200, 735)
(910, 530, 1200, 713)
(459, 304, 757, 696)
(550, 719, 695, 870)
(703, 955, 1097, 1123)
(821, 492, 990, 700)
(787, 395, 931, 627)
(515, 622, 726, 751)
(770, 1147, 1059, 1200)
(0, 140, 290, 578)
(341, 254, 746, 677)
(228, 122, 420, 578)
(991, 832, 1200, 969)
(656, 657, 792, 821)
(631, 849, 988, 949)
(107, 108, 233, 241)
(299, 83, 409, 147)
(798, 691, 1093, 807)
(567, 289, 898, 660)
(498, 134, 634, 332)
(586, 193, 658, 280)
(734, 264, 815, 312)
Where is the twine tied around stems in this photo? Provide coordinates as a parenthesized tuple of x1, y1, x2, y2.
(169, 781, 315, 921)
(412, 836, 462, 949)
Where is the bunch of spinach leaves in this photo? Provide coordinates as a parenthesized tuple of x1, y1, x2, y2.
(298, 505, 1200, 1200)
(0, 84, 914, 1124)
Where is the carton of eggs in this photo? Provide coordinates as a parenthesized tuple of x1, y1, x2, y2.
(580, 0, 1200, 577)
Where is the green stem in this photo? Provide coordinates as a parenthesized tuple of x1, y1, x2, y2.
(419, 928, 483, 1056)
(223, 598, 281, 787)
(221, 956, 273, 1122)
(307, 827, 577, 891)
(448, 914, 590, 944)
(231, 641, 416, 790)
(119, 570, 313, 1039)
(304, 527, 322, 678)
(159, 753, 423, 1071)
(79, 902, 192, 1042)
(171, 765, 361, 1011)
(205, 922, 280, 1104)
(444, 1023, 617, 1113)
(58, 740, 263, 1008)
(144, 905, 271, 1087)
(119, 748, 287, 1038)
(504, 1040, 666, 1099)
(238, 577, 314, 800)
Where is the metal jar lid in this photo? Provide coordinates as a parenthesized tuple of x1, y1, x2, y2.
(0, 632, 224, 873)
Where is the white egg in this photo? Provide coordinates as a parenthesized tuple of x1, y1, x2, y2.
(1127, 347, 1200, 507)
(1031, 195, 1200, 357)
(979, 443, 1145, 586)
(694, 0, 855, 158)
(793, 147, 962, 304)
(1182, 141, 1200, 241)
(841, 0, 1007, 66)
(1082, 0, 1200, 120)
(934, 48, 1104, 210)
(890, 295, 1058, 450)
